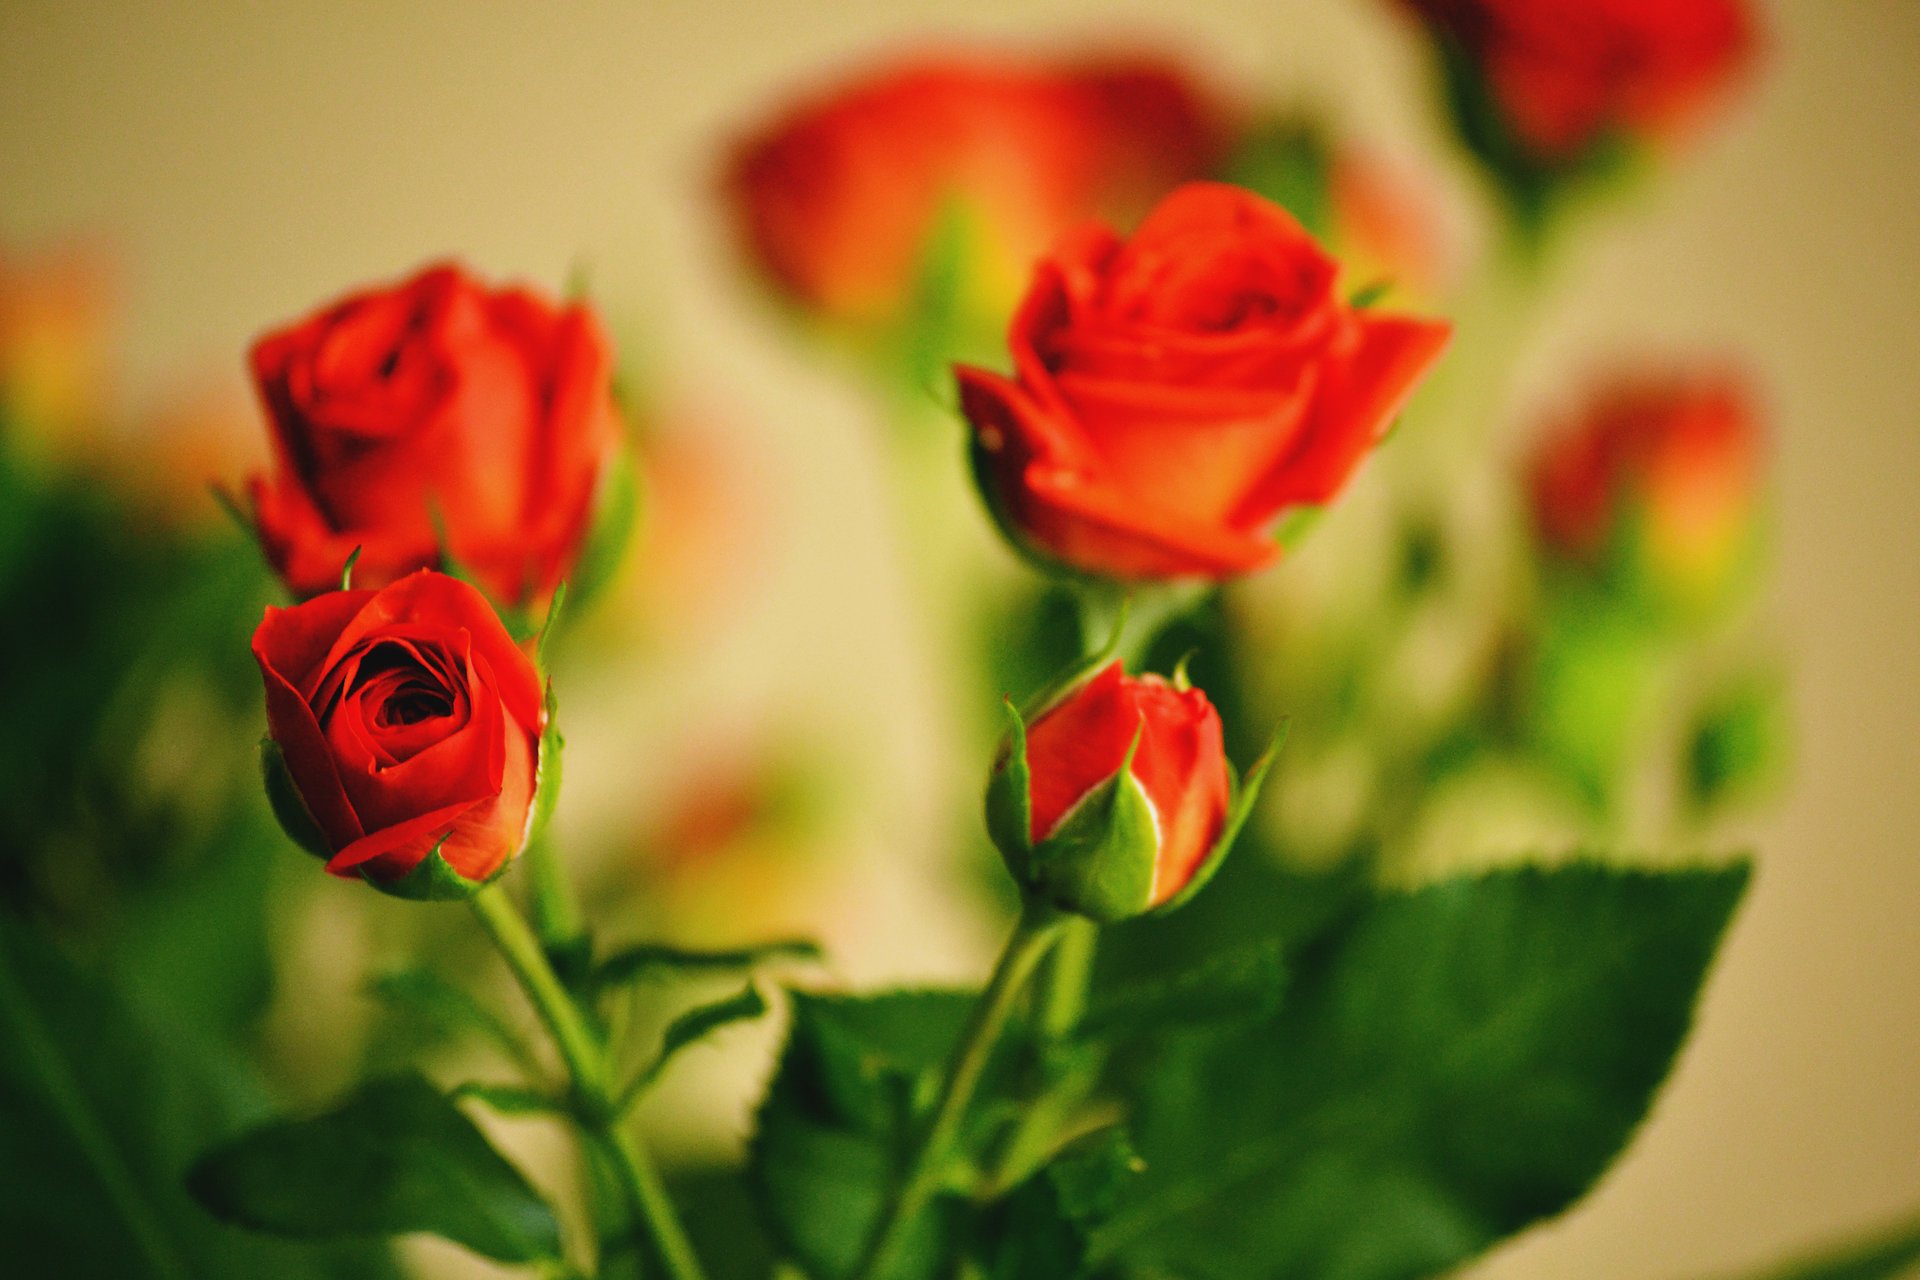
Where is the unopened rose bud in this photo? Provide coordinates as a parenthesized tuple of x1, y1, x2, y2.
(986, 660, 1271, 922)
(253, 570, 556, 900)
(1528, 371, 1763, 617)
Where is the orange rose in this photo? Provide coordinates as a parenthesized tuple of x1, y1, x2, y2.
(1529, 369, 1762, 610)
(725, 50, 1232, 326)
(246, 263, 622, 609)
(957, 182, 1450, 581)
(1395, 0, 1757, 166)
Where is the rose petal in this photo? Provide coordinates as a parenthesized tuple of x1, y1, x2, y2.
(1235, 311, 1451, 521)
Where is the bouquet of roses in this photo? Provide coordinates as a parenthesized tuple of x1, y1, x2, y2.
(0, 3, 1908, 1279)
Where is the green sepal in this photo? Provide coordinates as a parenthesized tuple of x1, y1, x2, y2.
(564, 440, 642, 619)
(260, 738, 330, 859)
(1158, 721, 1287, 916)
(339, 545, 363, 591)
(363, 840, 503, 903)
(1028, 728, 1159, 924)
(1272, 505, 1325, 555)
(524, 686, 564, 854)
(986, 697, 1035, 864)
(1348, 279, 1393, 309)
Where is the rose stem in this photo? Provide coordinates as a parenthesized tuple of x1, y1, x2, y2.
(469, 884, 707, 1280)
(849, 900, 1068, 1280)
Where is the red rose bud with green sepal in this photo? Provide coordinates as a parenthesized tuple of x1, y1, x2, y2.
(253, 570, 556, 900)
(958, 182, 1450, 583)
(244, 262, 630, 615)
(986, 659, 1274, 922)
(1528, 370, 1763, 618)
(1392, 0, 1757, 226)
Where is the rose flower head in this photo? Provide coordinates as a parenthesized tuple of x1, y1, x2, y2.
(987, 659, 1272, 922)
(1393, 0, 1757, 217)
(724, 49, 1233, 330)
(958, 181, 1451, 582)
(253, 570, 555, 899)
(244, 262, 628, 613)
(1528, 368, 1763, 617)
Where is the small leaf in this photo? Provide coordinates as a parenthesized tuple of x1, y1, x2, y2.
(979, 1129, 1144, 1280)
(1159, 722, 1286, 915)
(365, 969, 538, 1076)
(1030, 750, 1158, 923)
(623, 983, 768, 1104)
(187, 1074, 564, 1264)
(338, 546, 362, 592)
(593, 938, 821, 990)
(450, 1083, 568, 1118)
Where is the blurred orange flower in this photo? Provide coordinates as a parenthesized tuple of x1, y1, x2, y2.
(725, 47, 1234, 327)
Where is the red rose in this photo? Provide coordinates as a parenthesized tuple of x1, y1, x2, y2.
(1528, 370, 1761, 608)
(253, 570, 550, 896)
(1396, 0, 1756, 162)
(987, 660, 1254, 921)
(246, 263, 622, 608)
(725, 50, 1231, 325)
(957, 182, 1451, 581)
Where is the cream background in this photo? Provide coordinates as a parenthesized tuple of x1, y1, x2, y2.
(3, 1, 1917, 1276)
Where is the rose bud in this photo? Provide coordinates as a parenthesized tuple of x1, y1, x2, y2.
(245, 262, 628, 612)
(957, 182, 1451, 582)
(986, 660, 1273, 922)
(253, 570, 554, 900)
(1391, 0, 1756, 211)
(724, 50, 1232, 329)
(1528, 369, 1763, 615)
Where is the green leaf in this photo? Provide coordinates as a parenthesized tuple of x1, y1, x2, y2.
(1076, 940, 1288, 1044)
(0, 917, 393, 1280)
(593, 938, 820, 990)
(1086, 861, 1750, 1279)
(364, 967, 537, 1075)
(187, 1073, 564, 1264)
(978, 1128, 1143, 1280)
(1703, 1211, 1920, 1280)
(750, 991, 991, 1280)
(623, 982, 768, 1102)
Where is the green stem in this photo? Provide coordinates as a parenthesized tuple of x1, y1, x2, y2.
(524, 838, 588, 957)
(850, 901, 1068, 1280)
(469, 886, 707, 1280)
(1037, 917, 1096, 1041)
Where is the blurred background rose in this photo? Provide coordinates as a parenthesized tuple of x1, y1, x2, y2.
(1, 3, 1916, 1278)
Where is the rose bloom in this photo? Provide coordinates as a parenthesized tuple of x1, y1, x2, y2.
(997, 660, 1232, 920)
(1395, 0, 1756, 162)
(725, 50, 1232, 325)
(246, 263, 622, 608)
(253, 571, 548, 892)
(957, 181, 1451, 581)
(1528, 370, 1762, 603)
